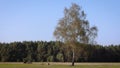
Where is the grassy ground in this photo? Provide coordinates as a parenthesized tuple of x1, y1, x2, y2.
(0, 63, 120, 68)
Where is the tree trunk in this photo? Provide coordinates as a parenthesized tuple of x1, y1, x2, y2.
(72, 49, 74, 66)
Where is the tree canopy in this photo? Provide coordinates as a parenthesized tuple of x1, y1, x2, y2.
(54, 3, 97, 45)
(0, 41, 120, 62)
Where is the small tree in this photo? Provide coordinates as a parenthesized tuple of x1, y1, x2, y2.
(47, 56, 54, 62)
(56, 53, 64, 62)
(54, 3, 97, 66)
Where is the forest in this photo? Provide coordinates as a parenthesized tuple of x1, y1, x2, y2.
(0, 41, 120, 62)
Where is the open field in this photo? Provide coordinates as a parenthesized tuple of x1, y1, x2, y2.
(0, 62, 120, 68)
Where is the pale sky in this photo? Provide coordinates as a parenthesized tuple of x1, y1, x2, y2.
(0, 0, 120, 45)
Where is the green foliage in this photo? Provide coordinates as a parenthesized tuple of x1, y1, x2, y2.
(0, 41, 120, 62)
(56, 53, 64, 62)
(47, 56, 54, 62)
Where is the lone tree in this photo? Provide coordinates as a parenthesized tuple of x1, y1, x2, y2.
(54, 3, 97, 66)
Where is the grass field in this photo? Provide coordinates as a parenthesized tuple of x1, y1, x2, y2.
(0, 62, 120, 68)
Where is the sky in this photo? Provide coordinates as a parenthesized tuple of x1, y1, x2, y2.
(0, 0, 120, 45)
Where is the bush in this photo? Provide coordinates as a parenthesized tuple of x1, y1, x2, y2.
(56, 53, 64, 62)
(23, 57, 32, 64)
(47, 56, 54, 62)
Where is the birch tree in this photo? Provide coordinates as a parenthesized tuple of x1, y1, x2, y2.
(54, 3, 97, 66)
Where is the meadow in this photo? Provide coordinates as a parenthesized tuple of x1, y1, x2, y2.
(0, 62, 120, 68)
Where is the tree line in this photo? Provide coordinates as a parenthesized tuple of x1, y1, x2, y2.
(0, 41, 120, 62)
